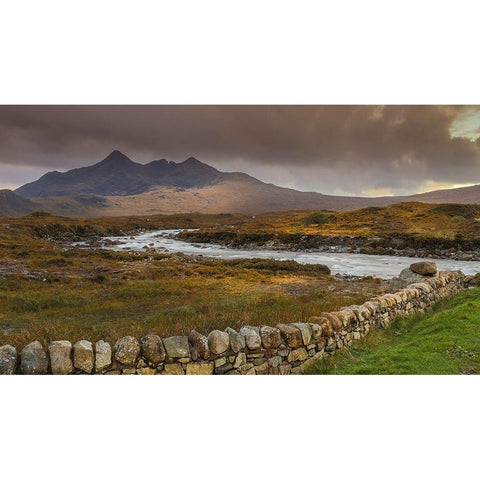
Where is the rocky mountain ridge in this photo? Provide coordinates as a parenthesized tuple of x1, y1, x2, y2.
(1, 150, 480, 217)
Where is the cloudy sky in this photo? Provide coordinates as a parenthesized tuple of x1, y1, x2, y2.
(1, 105, 480, 196)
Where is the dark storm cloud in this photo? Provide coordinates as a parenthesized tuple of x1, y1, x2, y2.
(0, 105, 479, 195)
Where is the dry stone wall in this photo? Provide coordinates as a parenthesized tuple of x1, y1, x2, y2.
(0, 270, 467, 375)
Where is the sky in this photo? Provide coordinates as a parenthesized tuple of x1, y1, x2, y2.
(1, 105, 480, 196)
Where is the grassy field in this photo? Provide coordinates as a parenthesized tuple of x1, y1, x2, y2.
(0, 212, 387, 349)
(2, 207, 477, 355)
(306, 288, 480, 375)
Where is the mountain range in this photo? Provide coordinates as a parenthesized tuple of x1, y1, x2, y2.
(1, 150, 479, 217)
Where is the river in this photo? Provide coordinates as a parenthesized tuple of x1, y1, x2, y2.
(99, 229, 480, 279)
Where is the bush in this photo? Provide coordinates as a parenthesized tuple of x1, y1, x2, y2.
(304, 211, 330, 226)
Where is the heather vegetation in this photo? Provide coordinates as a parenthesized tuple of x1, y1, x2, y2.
(0, 212, 386, 350)
(194, 202, 480, 238)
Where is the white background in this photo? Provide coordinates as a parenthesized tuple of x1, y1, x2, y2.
(1, 1, 479, 479)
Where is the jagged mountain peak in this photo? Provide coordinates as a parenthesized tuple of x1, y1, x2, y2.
(15, 152, 229, 197)
(182, 156, 202, 165)
(96, 150, 136, 167)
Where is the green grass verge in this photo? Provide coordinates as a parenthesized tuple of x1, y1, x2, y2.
(306, 288, 480, 375)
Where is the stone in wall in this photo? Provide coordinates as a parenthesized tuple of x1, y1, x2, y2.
(95, 340, 111, 372)
(163, 363, 185, 375)
(291, 323, 312, 345)
(207, 330, 230, 355)
(49, 340, 73, 375)
(260, 326, 282, 349)
(288, 348, 309, 363)
(309, 323, 323, 340)
(0, 345, 17, 375)
(163, 336, 190, 359)
(188, 330, 210, 360)
(233, 352, 247, 368)
(277, 324, 303, 348)
(140, 334, 166, 366)
(186, 362, 214, 375)
(239, 326, 261, 350)
(322, 313, 343, 331)
(225, 327, 246, 352)
(74, 340, 94, 373)
(114, 336, 141, 367)
(309, 316, 333, 337)
(21, 341, 48, 375)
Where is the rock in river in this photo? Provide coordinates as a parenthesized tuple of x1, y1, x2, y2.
(410, 261, 437, 276)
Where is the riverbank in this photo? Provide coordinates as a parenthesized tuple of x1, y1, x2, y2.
(176, 230, 480, 261)
(88, 230, 480, 278)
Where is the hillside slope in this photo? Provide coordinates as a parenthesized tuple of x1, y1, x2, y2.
(0, 189, 40, 217)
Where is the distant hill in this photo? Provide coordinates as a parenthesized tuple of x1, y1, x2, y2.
(7, 150, 480, 217)
(407, 184, 480, 204)
(0, 190, 40, 217)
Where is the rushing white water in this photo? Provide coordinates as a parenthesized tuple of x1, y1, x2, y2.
(98, 229, 480, 279)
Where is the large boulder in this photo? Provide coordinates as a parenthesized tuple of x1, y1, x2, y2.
(21, 341, 48, 375)
(95, 340, 112, 372)
(0, 345, 17, 374)
(49, 340, 73, 375)
(391, 266, 433, 289)
(73, 340, 94, 373)
(410, 261, 437, 276)
(140, 334, 166, 366)
(114, 336, 140, 366)
(207, 330, 230, 355)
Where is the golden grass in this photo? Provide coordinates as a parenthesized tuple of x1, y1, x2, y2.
(200, 202, 480, 239)
(0, 212, 389, 350)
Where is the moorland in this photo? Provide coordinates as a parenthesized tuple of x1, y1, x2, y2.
(1, 201, 480, 374)
(179, 202, 480, 259)
(0, 211, 386, 350)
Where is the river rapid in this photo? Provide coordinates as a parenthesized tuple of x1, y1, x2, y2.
(97, 230, 480, 279)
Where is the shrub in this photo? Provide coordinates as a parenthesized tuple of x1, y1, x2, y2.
(304, 211, 330, 226)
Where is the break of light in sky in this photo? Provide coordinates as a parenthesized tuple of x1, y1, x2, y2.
(450, 107, 480, 141)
